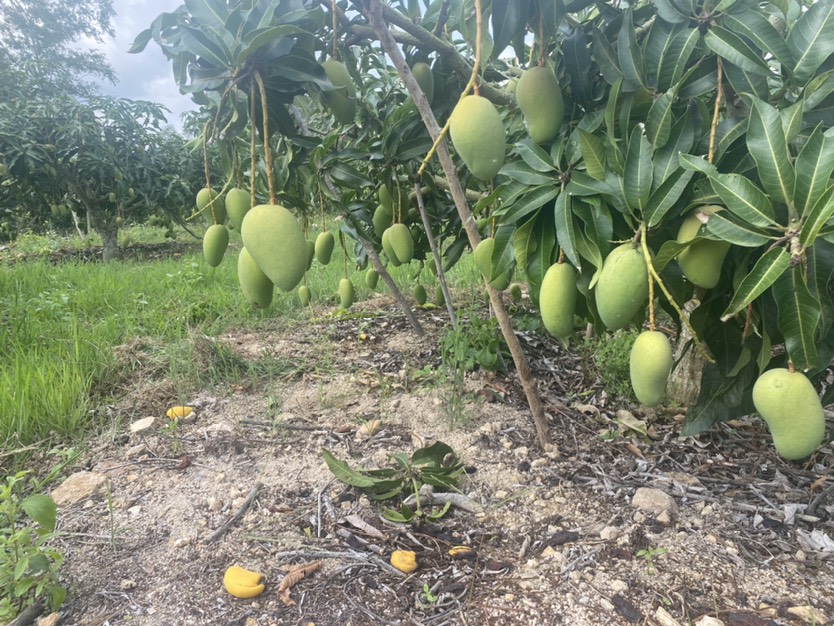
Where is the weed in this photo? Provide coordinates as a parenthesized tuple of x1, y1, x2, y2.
(636, 545, 668, 575)
(0, 473, 66, 620)
(581, 329, 638, 401)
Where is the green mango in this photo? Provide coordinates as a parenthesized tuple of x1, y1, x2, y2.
(299, 285, 311, 307)
(752, 368, 826, 460)
(539, 263, 577, 339)
(238, 248, 273, 309)
(321, 60, 356, 124)
(240, 204, 307, 292)
(373, 204, 393, 238)
(197, 188, 225, 225)
(365, 268, 379, 289)
(516, 66, 564, 144)
(225, 188, 250, 231)
(411, 62, 434, 104)
(203, 224, 229, 268)
(435, 284, 445, 306)
(387, 223, 414, 264)
(381, 227, 402, 266)
(315, 232, 335, 265)
(339, 278, 355, 309)
(676, 206, 731, 289)
(595, 243, 649, 331)
(413, 284, 427, 305)
(629, 331, 673, 406)
(509, 283, 523, 303)
(449, 95, 505, 181)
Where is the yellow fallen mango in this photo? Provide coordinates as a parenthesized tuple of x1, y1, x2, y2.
(166, 406, 193, 420)
(223, 565, 265, 598)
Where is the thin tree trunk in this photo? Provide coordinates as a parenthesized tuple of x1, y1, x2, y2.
(101, 220, 119, 262)
(368, 0, 552, 449)
(414, 180, 456, 328)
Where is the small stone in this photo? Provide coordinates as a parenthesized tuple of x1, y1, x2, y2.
(701, 505, 714, 516)
(654, 606, 681, 626)
(494, 490, 509, 500)
(600, 526, 620, 541)
(540, 545, 558, 558)
(120, 579, 137, 590)
(610, 579, 628, 593)
(130, 416, 155, 433)
(501, 439, 513, 450)
(693, 616, 725, 626)
(204, 421, 234, 433)
(787, 606, 829, 625)
(633, 511, 646, 523)
(51, 471, 109, 507)
(632, 487, 678, 516)
(531, 458, 549, 468)
(36, 613, 61, 626)
(128, 505, 142, 516)
(207, 497, 223, 512)
(504, 593, 516, 602)
(513, 446, 529, 459)
(795, 549, 807, 562)
(656, 510, 673, 526)
(600, 598, 615, 612)
(124, 443, 148, 459)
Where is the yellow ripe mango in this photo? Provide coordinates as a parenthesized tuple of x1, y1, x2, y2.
(539, 263, 578, 340)
(677, 206, 731, 289)
(240, 204, 307, 292)
(752, 368, 826, 460)
(321, 60, 356, 124)
(595, 244, 649, 331)
(225, 188, 250, 231)
(515, 66, 564, 144)
(411, 62, 434, 104)
(449, 95, 506, 181)
(339, 278, 355, 309)
(203, 224, 229, 268)
(629, 331, 673, 406)
(237, 248, 273, 309)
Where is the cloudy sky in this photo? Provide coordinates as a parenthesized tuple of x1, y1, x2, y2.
(90, 0, 196, 130)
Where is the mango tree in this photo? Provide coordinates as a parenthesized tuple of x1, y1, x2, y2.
(135, 0, 834, 457)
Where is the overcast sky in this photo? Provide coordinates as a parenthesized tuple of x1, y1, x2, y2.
(89, 0, 196, 130)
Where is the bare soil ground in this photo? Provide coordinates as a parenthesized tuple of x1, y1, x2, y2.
(47, 296, 833, 626)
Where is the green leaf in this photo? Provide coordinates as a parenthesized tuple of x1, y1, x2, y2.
(22, 494, 57, 532)
(564, 27, 594, 102)
(714, 117, 747, 162)
(781, 98, 804, 143)
(645, 168, 694, 227)
(678, 152, 716, 176)
(516, 139, 556, 173)
(554, 192, 580, 269)
(654, 110, 697, 186)
(594, 28, 623, 86)
(773, 266, 822, 370)
(238, 25, 307, 64)
(382, 505, 414, 523)
(185, 0, 228, 28)
(708, 172, 777, 227)
(723, 60, 770, 100)
(800, 187, 834, 250)
(653, 239, 693, 272)
(794, 126, 834, 216)
(746, 96, 796, 208)
(491, 0, 526, 59)
(618, 9, 646, 91)
(411, 441, 456, 467)
(720, 10, 792, 68)
(577, 129, 606, 180)
(322, 449, 400, 490)
(705, 211, 774, 247)
(644, 21, 699, 92)
(646, 91, 675, 150)
(681, 359, 757, 436)
(497, 185, 560, 224)
(499, 162, 555, 186)
(604, 78, 623, 148)
(721, 248, 792, 319)
(624, 125, 652, 212)
(179, 26, 230, 68)
(653, 0, 690, 23)
(566, 172, 618, 197)
(787, 0, 834, 85)
(704, 25, 772, 77)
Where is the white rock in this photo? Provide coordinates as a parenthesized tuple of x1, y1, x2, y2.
(657, 510, 673, 526)
(632, 487, 678, 516)
(129, 416, 155, 433)
(51, 471, 109, 507)
(654, 606, 681, 626)
(610, 579, 628, 593)
(787, 606, 829, 625)
(693, 616, 725, 626)
(36, 613, 61, 626)
(600, 526, 620, 541)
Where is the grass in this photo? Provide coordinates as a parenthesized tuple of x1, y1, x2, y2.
(581, 328, 639, 401)
(0, 224, 484, 464)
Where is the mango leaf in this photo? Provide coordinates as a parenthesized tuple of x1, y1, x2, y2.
(654, 110, 697, 186)
(624, 125, 652, 212)
(787, 0, 834, 85)
(681, 357, 757, 436)
(497, 184, 560, 224)
(554, 192, 580, 269)
(708, 172, 777, 227)
(329, 161, 372, 188)
(653, 239, 693, 272)
(723, 60, 770, 101)
(491, 0, 526, 59)
(644, 20, 698, 92)
(804, 69, 834, 111)
(179, 26, 230, 68)
(714, 117, 747, 162)
(653, 0, 690, 23)
(566, 172, 618, 197)
(22, 495, 57, 533)
(646, 90, 675, 150)
(516, 139, 556, 172)
(185, 0, 227, 29)
(593, 28, 623, 86)
(781, 98, 804, 143)
(800, 187, 834, 250)
(705, 25, 772, 77)
(564, 27, 594, 103)
(525, 210, 558, 303)
(720, 10, 792, 68)
(746, 96, 796, 208)
(499, 162, 556, 186)
(513, 217, 537, 271)
(806, 240, 834, 337)
(604, 78, 623, 148)
(678, 152, 716, 175)
(721, 247, 791, 320)
(322, 449, 401, 490)
(794, 126, 834, 216)
(618, 9, 646, 91)
(645, 167, 693, 227)
(773, 266, 821, 370)
(577, 129, 606, 180)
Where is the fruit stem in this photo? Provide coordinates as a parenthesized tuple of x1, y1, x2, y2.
(331, 0, 339, 60)
(557, 248, 565, 264)
(788, 360, 796, 373)
(416, 0, 483, 178)
(707, 58, 723, 165)
(538, 14, 546, 68)
(233, 149, 243, 190)
(340, 230, 348, 279)
(249, 81, 257, 209)
(639, 223, 715, 363)
(202, 122, 219, 224)
(254, 70, 276, 205)
(318, 183, 326, 230)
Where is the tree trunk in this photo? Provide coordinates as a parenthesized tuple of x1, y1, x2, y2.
(100, 221, 119, 262)
(668, 300, 705, 406)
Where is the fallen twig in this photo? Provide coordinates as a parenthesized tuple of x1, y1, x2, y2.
(205, 481, 262, 543)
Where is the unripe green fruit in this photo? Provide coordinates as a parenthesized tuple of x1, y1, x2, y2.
(381, 227, 402, 266)
(507, 78, 518, 94)
(449, 95, 506, 181)
(387, 223, 414, 264)
(540, 263, 578, 339)
(365, 268, 379, 289)
(339, 278, 355, 309)
(629, 331, 673, 406)
(435, 285, 445, 306)
(595, 244, 649, 331)
(128, 187, 135, 199)
(315, 232, 335, 265)
(677, 206, 731, 289)
(241, 204, 307, 292)
(489, 269, 512, 291)
(203, 224, 229, 268)
(509, 283, 523, 303)
(516, 66, 564, 144)
(225, 188, 250, 231)
(306, 240, 315, 271)
(411, 62, 434, 104)
(474, 237, 498, 280)
(0, 163, 7, 176)
(752, 368, 826, 460)
(299, 285, 311, 307)
(107, 192, 117, 203)
(379, 185, 393, 210)
(321, 60, 356, 124)
(238, 248, 273, 308)
(373, 204, 393, 238)
(115, 216, 125, 227)
(413, 284, 427, 305)
(197, 187, 226, 225)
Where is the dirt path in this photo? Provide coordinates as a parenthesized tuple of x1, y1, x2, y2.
(48, 297, 833, 626)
